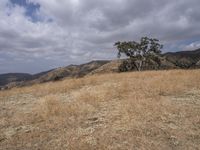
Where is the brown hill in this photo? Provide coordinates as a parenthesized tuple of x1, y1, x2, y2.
(164, 48, 200, 68)
(88, 60, 123, 75)
(1, 60, 110, 89)
(30, 60, 109, 83)
(1, 48, 200, 90)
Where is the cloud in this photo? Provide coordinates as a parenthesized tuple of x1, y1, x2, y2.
(0, 0, 200, 73)
(184, 41, 200, 50)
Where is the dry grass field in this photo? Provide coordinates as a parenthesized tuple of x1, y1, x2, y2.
(0, 70, 200, 150)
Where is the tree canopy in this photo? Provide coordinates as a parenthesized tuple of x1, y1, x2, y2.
(115, 37, 163, 71)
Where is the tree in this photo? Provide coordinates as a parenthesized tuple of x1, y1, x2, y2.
(115, 37, 163, 71)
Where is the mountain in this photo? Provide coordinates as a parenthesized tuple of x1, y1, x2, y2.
(29, 60, 109, 84)
(0, 73, 32, 87)
(0, 60, 110, 89)
(164, 48, 200, 68)
(1, 48, 200, 90)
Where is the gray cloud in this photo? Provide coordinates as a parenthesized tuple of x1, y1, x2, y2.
(0, 0, 200, 73)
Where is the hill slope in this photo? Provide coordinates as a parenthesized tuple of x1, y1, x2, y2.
(0, 70, 199, 149)
(0, 73, 32, 87)
(164, 48, 200, 68)
(1, 60, 109, 89)
(1, 48, 200, 89)
(35, 60, 109, 83)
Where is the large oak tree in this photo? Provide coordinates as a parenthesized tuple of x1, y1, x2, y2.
(115, 37, 163, 71)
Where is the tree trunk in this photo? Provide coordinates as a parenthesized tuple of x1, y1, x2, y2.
(138, 60, 143, 71)
(134, 60, 143, 71)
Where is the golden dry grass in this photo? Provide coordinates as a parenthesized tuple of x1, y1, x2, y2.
(0, 69, 200, 150)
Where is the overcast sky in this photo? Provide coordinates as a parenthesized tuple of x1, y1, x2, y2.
(0, 0, 200, 74)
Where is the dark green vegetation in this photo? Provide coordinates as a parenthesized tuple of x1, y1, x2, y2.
(115, 37, 163, 71)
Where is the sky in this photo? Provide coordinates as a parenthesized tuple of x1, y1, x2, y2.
(0, 0, 200, 74)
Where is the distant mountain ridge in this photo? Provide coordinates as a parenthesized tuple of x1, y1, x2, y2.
(0, 73, 32, 87)
(1, 48, 200, 90)
(0, 60, 109, 89)
(164, 48, 200, 68)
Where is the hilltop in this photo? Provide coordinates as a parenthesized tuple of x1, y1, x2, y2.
(0, 61, 109, 89)
(1, 48, 200, 89)
(0, 70, 199, 149)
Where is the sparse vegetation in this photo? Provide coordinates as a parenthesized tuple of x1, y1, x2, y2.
(0, 70, 200, 149)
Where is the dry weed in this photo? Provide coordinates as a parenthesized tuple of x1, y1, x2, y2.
(1, 69, 200, 150)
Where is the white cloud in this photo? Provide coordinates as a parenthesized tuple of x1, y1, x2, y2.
(184, 41, 200, 50)
(0, 0, 200, 73)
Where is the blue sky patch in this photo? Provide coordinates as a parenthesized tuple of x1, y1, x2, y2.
(10, 0, 40, 22)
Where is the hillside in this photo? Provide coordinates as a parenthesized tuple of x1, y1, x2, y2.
(34, 60, 109, 83)
(0, 60, 109, 89)
(0, 73, 32, 87)
(0, 70, 199, 149)
(1, 48, 200, 89)
(164, 48, 200, 68)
